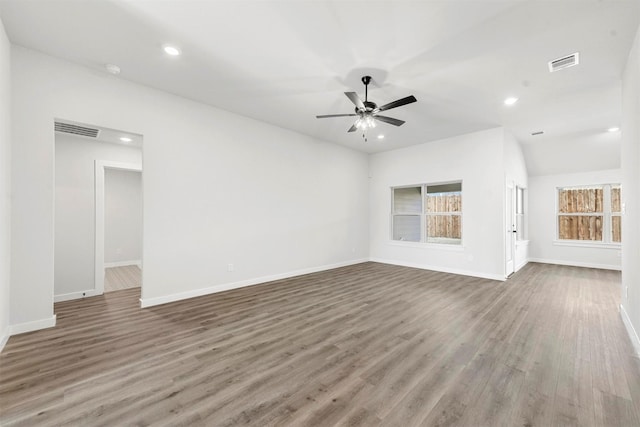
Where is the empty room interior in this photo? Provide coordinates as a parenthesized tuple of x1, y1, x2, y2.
(0, 1, 639, 426)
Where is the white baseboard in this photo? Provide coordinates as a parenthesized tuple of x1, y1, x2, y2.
(0, 326, 9, 353)
(9, 315, 56, 336)
(54, 289, 99, 302)
(528, 258, 621, 271)
(104, 260, 141, 268)
(369, 258, 506, 281)
(515, 259, 529, 272)
(140, 258, 369, 308)
(620, 304, 640, 357)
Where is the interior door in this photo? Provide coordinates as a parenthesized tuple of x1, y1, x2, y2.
(505, 181, 515, 277)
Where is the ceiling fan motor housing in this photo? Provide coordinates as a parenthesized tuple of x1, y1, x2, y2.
(356, 101, 377, 114)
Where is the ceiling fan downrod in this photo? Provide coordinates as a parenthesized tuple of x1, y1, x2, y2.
(362, 75, 371, 103)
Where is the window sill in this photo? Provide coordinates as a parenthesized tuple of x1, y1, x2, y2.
(553, 240, 621, 249)
(389, 240, 465, 251)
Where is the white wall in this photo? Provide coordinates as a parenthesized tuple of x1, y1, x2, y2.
(522, 135, 621, 177)
(0, 17, 11, 349)
(104, 168, 142, 266)
(369, 128, 506, 280)
(503, 130, 529, 272)
(528, 169, 622, 270)
(54, 135, 141, 298)
(11, 46, 369, 325)
(621, 26, 640, 354)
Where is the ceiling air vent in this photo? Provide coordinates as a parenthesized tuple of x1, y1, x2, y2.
(548, 52, 579, 73)
(54, 121, 100, 138)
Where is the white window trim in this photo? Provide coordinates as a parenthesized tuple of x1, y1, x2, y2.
(553, 240, 620, 249)
(388, 240, 466, 251)
(555, 183, 621, 247)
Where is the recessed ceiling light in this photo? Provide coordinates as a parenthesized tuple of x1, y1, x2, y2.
(105, 64, 120, 75)
(608, 127, 620, 133)
(163, 45, 181, 56)
(120, 137, 132, 142)
(504, 97, 518, 106)
(377, 134, 384, 139)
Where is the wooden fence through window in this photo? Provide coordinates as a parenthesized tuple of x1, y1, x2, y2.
(558, 215, 603, 241)
(426, 194, 461, 239)
(558, 188, 603, 241)
(558, 188, 603, 214)
(427, 215, 461, 239)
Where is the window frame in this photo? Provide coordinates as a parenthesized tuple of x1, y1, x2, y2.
(391, 181, 463, 246)
(611, 185, 622, 243)
(515, 186, 526, 241)
(555, 183, 621, 247)
(391, 185, 423, 243)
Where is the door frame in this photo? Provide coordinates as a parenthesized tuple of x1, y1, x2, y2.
(94, 160, 142, 295)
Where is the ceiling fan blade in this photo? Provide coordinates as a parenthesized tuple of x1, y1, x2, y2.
(373, 115, 405, 126)
(345, 92, 365, 110)
(316, 114, 358, 118)
(347, 124, 358, 133)
(378, 95, 417, 112)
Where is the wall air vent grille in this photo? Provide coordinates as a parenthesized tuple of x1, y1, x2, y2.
(54, 122, 100, 138)
(548, 52, 579, 73)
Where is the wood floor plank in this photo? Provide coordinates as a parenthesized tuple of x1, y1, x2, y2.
(104, 265, 141, 292)
(1, 262, 640, 426)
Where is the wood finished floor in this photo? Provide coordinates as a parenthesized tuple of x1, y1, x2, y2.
(104, 265, 142, 292)
(1, 262, 640, 426)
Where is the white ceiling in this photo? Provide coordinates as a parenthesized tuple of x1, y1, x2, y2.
(1, 0, 638, 171)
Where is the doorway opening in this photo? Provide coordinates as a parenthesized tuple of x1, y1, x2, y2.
(95, 162, 142, 294)
(53, 119, 143, 302)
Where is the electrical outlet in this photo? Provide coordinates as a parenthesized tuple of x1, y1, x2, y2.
(227, 263, 234, 272)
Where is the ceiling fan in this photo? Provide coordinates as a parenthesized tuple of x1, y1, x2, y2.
(316, 76, 417, 139)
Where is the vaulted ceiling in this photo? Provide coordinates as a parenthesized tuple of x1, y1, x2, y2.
(1, 0, 638, 174)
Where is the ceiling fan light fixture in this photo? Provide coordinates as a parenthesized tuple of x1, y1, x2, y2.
(366, 116, 376, 129)
(356, 115, 376, 130)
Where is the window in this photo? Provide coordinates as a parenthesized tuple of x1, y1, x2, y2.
(557, 184, 621, 243)
(516, 186, 525, 241)
(612, 185, 621, 242)
(392, 187, 422, 242)
(392, 182, 462, 245)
